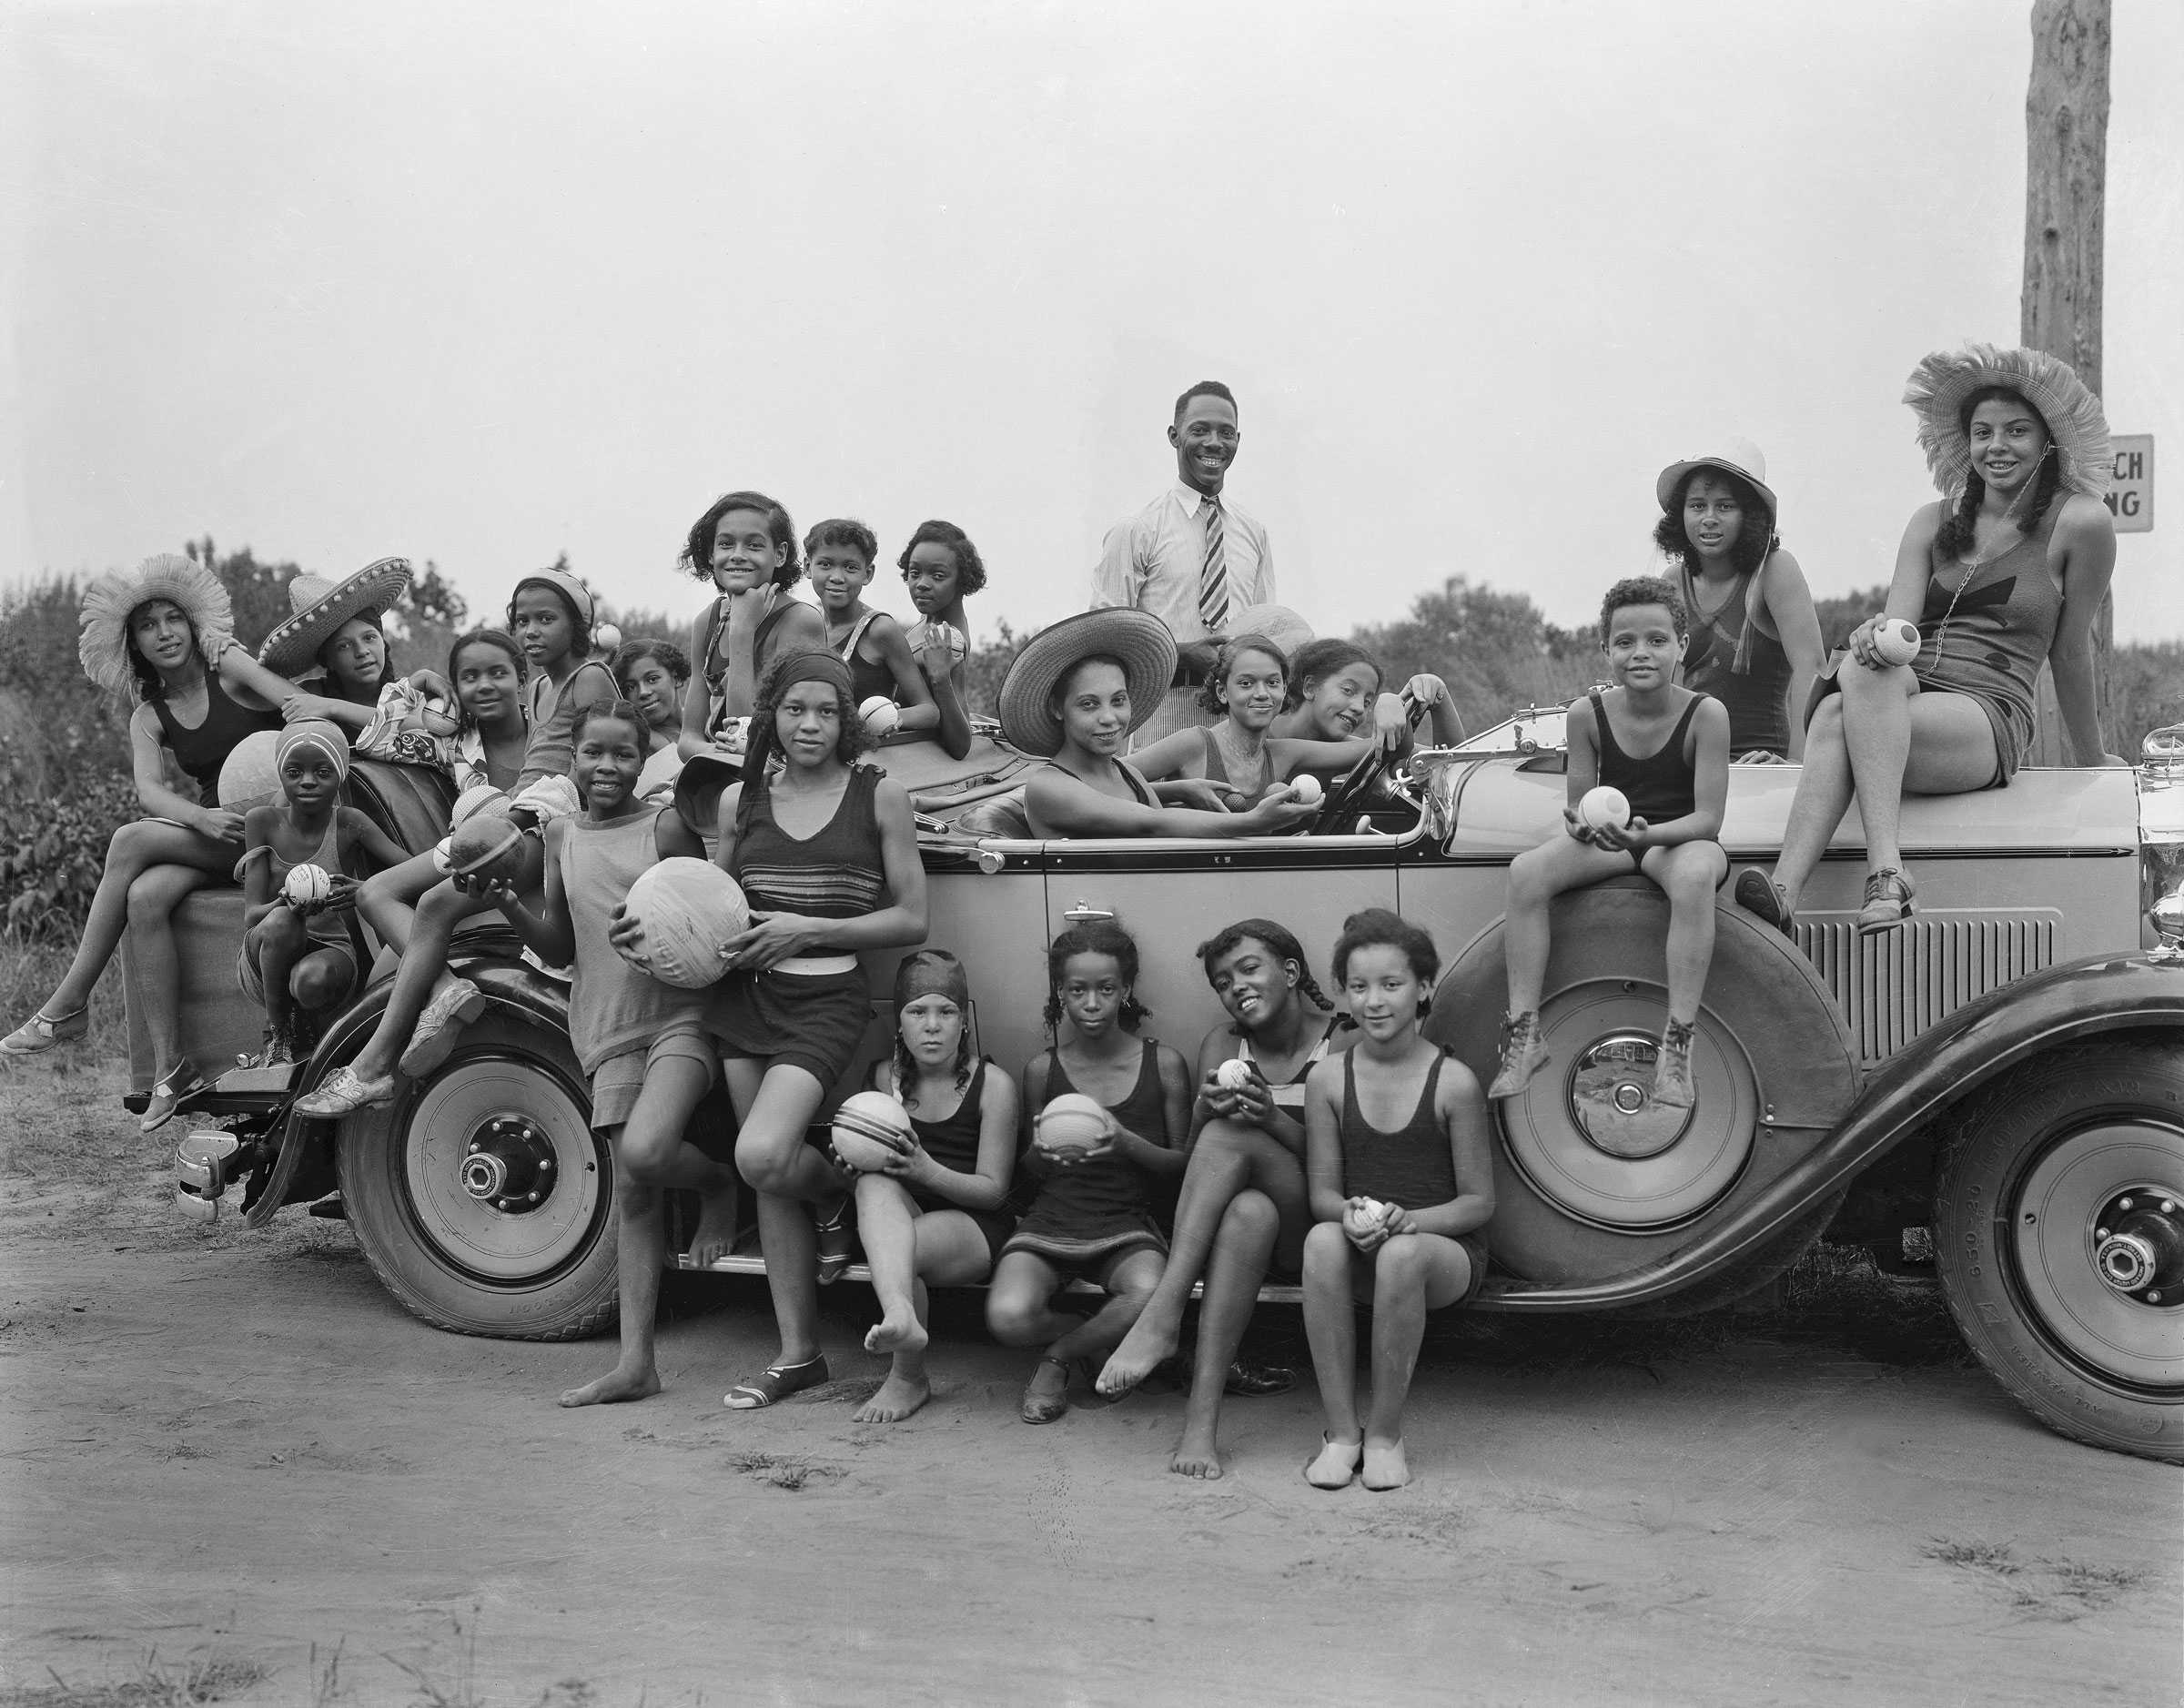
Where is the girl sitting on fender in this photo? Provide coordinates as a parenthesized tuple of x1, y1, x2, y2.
(1491, 576, 1730, 1110)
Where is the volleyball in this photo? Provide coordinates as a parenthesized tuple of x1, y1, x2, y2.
(1289, 773, 1324, 806)
(1577, 785, 1631, 833)
(831, 1090, 913, 1173)
(450, 783, 505, 827)
(595, 623, 623, 655)
(284, 864, 334, 907)
(1872, 619, 1921, 667)
(216, 730, 284, 811)
(1036, 1093, 1110, 1156)
(445, 812, 531, 887)
(909, 620, 968, 666)
(860, 696, 902, 736)
(620, 858, 750, 988)
(1214, 1057, 1256, 1092)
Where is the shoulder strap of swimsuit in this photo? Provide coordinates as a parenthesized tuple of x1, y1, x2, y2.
(1586, 690, 1617, 761)
(1667, 692, 1704, 753)
(1119, 762, 1157, 806)
(839, 611, 881, 661)
(702, 595, 731, 682)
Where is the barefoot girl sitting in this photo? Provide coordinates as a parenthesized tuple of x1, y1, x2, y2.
(1131, 632, 1384, 812)
(806, 519, 938, 740)
(711, 652, 928, 1410)
(298, 571, 613, 1116)
(1491, 576, 1730, 1110)
(1097, 917, 1348, 1479)
(897, 520, 985, 760)
(677, 491, 828, 760)
(4, 556, 305, 1127)
(1002, 609, 1317, 841)
(235, 721, 410, 1065)
(480, 700, 742, 1409)
(986, 921, 1189, 1425)
(1736, 344, 2120, 938)
(838, 950, 1020, 1425)
(1271, 638, 1465, 779)
(612, 637, 690, 803)
(1653, 440, 1824, 763)
(1300, 909, 1492, 1493)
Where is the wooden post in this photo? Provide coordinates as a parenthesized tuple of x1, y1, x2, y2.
(2023, 0, 2112, 762)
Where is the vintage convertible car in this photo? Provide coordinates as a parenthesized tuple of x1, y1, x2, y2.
(142, 717, 2184, 1463)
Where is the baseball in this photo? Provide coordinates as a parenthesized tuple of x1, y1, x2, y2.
(1577, 785, 1631, 833)
(1289, 773, 1324, 806)
(1872, 618, 1921, 667)
(1214, 1057, 1255, 1092)
(860, 695, 901, 736)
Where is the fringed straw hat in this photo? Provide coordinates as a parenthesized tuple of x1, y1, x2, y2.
(257, 558, 413, 679)
(996, 608, 1178, 758)
(76, 553, 235, 702)
(1903, 343, 2111, 499)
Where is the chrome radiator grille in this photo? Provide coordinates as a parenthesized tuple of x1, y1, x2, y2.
(1795, 911, 2061, 1066)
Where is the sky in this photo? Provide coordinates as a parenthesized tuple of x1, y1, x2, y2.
(3, 0, 2179, 654)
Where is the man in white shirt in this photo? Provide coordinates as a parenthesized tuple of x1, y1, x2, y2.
(1090, 380, 1275, 746)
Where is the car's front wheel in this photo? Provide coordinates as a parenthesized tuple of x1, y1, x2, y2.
(1935, 1040, 2184, 1463)
(338, 1012, 618, 1341)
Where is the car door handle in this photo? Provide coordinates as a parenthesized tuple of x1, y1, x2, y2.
(1063, 900, 1115, 923)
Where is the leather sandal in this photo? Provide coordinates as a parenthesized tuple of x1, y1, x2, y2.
(813, 1198, 856, 1286)
(1019, 1356, 1073, 1425)
(1, 1002, 90, 1057)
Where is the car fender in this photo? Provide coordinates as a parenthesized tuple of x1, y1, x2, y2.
(245, 952, 573, 1228)
(1491, 951, 2184, 1309)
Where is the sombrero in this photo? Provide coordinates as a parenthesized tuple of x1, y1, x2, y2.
(76, 552, 235, 702)
(1655, 437, 1778, 520)
(1904, 342, 2110, 499)
(257, 558, 413, 679)
(1226, 603, 1314, 660)
(996, 608, 1178, 758)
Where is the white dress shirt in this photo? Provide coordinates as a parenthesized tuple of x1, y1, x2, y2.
(1089, 482, 1276, 645)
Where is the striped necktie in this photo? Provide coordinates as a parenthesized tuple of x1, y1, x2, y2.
(1198, 494, 1228, 633)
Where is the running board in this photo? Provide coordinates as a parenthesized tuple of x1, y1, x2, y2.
(674, 1250, 1307, 1306)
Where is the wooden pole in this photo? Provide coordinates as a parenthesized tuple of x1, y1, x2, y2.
(2023, 0, 2112, 762)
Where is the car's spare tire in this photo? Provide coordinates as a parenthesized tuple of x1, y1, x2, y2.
(1425, 878, 1858, 1297)
(338, 1011, 617, 1341)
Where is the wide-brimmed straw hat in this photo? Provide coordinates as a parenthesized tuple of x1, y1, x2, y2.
(1655, 436, 1778, 520)
(1904, 342, 2111, 499)
(996, 608, 1178, 759)
(1225, 603, 1314, 660)
(76, 553, 236, 702)
(257, 558, 413, 679)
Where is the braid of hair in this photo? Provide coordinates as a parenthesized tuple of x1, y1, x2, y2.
(1292, 965, 1335, 1013)
(1933, 474, 1986, 561)
(889, 1036, 918, 1108)
(2018, 448, 2065, 534)
(954, 1033, 975, 1092)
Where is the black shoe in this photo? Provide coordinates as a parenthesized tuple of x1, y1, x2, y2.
(1734, 869, 1794, 937)
(1222, 1357, 1296, 1398)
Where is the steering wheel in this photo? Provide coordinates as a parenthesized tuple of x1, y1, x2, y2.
(1309, 694, 1425, 834)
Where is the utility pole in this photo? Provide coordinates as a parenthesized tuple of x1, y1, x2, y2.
(2023, 0, 2112, 760)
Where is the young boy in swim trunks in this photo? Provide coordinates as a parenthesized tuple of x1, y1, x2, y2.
(1491, 576, 1730, 1109)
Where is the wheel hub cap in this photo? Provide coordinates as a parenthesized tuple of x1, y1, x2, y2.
(2090, 1188, 2184, 1306)
(1569, 1032, 1689, 1159)
(458, 1115, 559, 1214)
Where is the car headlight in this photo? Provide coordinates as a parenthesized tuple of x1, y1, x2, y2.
(2139, 724, 2184, 958)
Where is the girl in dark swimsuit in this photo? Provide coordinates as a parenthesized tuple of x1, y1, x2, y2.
(4, 556, 303, 1129)
(1301, 910, 1492, 1493)
(986, 921, 1190, 1425)
(844, 951, 1020, 1425)
(674, 490, 829, 760)
(1098, 917, 1349, 1481)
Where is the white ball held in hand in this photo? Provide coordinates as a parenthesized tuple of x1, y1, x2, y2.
(1871, 619, 1921, 667)
(911, 620, 968, 665)
(1577, 784, 1631, 833)
(620, 859, 751, 988)
(284, 863, 333, 907)
(1214, 1057, 1255, 1092)
(831, 1090, 913, 1172)
(1036, 1093, 1108, 1157)
(1289, 773, 1324, 806)
(860, 695, 901, 736)
(417, 696, 460, 737)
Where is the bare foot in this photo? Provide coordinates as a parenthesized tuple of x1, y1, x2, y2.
(1304, 1431, 1362, 1490)
(863, 1306, 928, 1359)
(1362, 1437, 1410, 1491)
(689, 1184, 739, 1269)
(1097, 1307, 1179, 1397)
(1169, 1417, 1225, 1480)
(558, 1362, 662, 1408)
(852, 1372, 931, 1424)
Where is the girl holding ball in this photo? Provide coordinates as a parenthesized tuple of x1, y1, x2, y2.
(1737, 345, 2121, 937)
(840, 950, 1020, 1424)
(1300, 910, 1492, 1492)
(1491, 577, 1729, 1110)
(897, 520, 985, 760)
(235, 721, 409, 1066)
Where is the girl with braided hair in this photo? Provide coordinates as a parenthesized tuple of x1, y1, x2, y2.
(1096, 918, 1350, 1477)
(1737, 345, 2122, 938)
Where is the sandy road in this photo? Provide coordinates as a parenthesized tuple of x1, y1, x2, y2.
(1, 1067, 2179, 1705)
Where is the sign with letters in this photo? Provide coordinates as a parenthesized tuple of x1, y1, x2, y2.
(2107, 434, 2152, 532)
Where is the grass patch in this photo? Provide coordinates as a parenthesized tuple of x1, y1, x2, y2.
(1922, 1536, 2021, 1575)
(720, 1450, 844, 1491)
(0, 1651, 268, 1707)
(1921, 1538, 2154, 1622)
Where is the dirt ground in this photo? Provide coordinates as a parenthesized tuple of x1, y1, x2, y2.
(2, 1048, 2179, 1708)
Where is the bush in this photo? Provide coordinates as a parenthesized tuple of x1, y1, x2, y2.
(0, 767, 140, 942)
